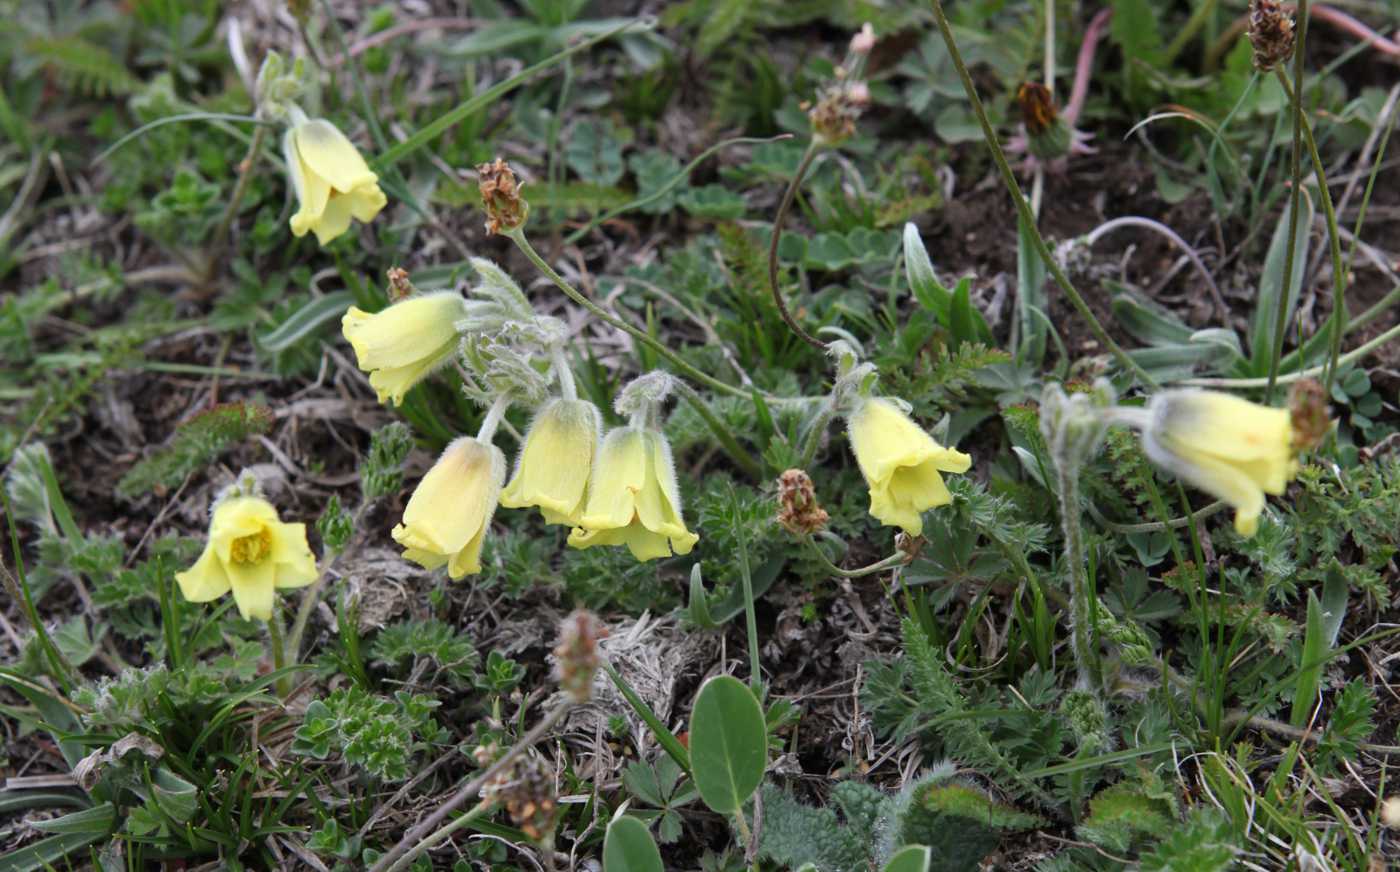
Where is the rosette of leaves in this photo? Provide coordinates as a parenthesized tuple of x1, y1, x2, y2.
(369, 618, 480, 687)
(292, 687, 448, 782)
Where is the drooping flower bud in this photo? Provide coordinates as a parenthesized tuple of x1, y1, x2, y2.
(845, 397, 972, 536)
(284, 117, 388, 245)
(1140, 390, 1297, 537)
(1017, 82, 1073, 160)
(392, 437, 506, 579)
(341, 292, 469, 406)
(567, 426, 699, 560)
(500, 398, 603, 526)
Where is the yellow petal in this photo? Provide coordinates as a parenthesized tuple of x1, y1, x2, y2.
(227, 560, 277, 621)
(269, 522, 318, 589)
(393, 438, 504, 577)
(500, 399, 600, 524)
(175, 545, 231, 602)
(576, 428, 648, 531)
(341, 294, 466, 405)
(209, 497, 279, 565)
(846, 398, 970, 534)
(293, 120, 379, 193)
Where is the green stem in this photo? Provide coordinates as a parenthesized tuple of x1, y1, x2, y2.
(673, 381, 763, 480)
(285, 501, 371, 667)
(266, 611, 289, 697)
(1054, 455, 1101, 693)
(731, 488, 763, 696)
(1177, 319, 1400, 388)
(798, 401, 836, 469)
(1266, 0, 1310, 402)
(1273, 68, 1347, 394)
(506, 228, 756, 401)
(206, 124, 268, 278)
(768, 141, 827, 351)
(926, 0, 1155, 388)
(804, 536, 907, 579)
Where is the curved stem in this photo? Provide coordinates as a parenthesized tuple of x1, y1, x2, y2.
(1085, 216, 1229, 323)
(476, 394, 511, 442)
(926, 0, 1156, 388)
(798, 401, 837, 469)
(382, 799, 496, 872)
(804, 536, 907, 579)
(768, 142, 827, 351)
(1088, 499, 1227, 534)
(672, 380, 763, 480)
(506, 228, 753, 400)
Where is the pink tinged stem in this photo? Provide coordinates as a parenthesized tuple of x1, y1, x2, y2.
(1065, 8, 1112, 125)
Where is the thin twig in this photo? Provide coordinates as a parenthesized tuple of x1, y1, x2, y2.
(767, 142, 827, 351)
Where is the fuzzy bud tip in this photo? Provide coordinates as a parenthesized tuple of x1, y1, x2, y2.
(554, 610, 606, 703)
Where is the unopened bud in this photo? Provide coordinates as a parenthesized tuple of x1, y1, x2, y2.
(849, 23, 876, 56)
(554, 610, 605, 703)
(776, 469, 829, 535)
(1248, 0, 1295, 70)
(1288, 378, 1330, 452)
(477, 158, 528, 235)
(1017, 82, 1072, 160)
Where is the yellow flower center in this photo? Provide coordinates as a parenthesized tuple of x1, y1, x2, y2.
(229, 528, 273, 566)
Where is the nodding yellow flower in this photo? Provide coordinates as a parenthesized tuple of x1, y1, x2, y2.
(846, 397, 972, 536)
(284, 118, 387, 245)
(500, 398, 601, 525)
(175, 496, 317, 621)
(341, 293, 467, 406)
(392, 437, 505, 579)
(567, 427, 699, 561)
(1142, 390, 1295, 537)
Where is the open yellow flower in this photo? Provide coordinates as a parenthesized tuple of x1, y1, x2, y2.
(846, 397, 972, 536)
(341, 293, 467, 406)
(175, 496, 317, 621)
(500, 398, 601, 525)
(285, 118, 388, 245)
(1142, 390, 1295, 537)
(567, 427, 699, 561)
(393, 437, 505, 579)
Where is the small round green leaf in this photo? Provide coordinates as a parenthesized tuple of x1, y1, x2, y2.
(603, 814, 663, 872)
(688, 674, 767, 815)
(882, 845, 931, 872)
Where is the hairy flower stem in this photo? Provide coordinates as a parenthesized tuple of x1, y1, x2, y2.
(1055, 460, 1101, 694)
(925, 0, 1155, 388)
(1181, 319, 1400, 388)
(370, 700, 576, 872)
(1272, 69, 1348, 394)
(1266, 0, 1310, 402)
(266, 611, 289, 696)
(205, 124, 268, 281)
(767, 141, 827, 351)
(805, 536, 907, 579)
(550, 346, 578, 402)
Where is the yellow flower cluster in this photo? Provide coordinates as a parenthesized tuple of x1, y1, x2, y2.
(283, 118, 387, 245)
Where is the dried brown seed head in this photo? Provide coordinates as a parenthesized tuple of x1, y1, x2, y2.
(1249, 0, 1295, 70)
(776, 469, 829, 535)
(1288, 378, 1330, 451)
(477, 158, 528, 234)
(554, 610, 606, 703)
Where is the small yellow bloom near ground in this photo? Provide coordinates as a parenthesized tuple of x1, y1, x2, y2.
(1142, 390, 1296, 537)
(500, 398, 601, 526)
(341, 293, 467, 406)
(175, 496, 317, 621)
(393, 437, 506, 579)
(284, 118, 387, 245)
(567, 427, 699, 561)
(846, 397, 972, 536)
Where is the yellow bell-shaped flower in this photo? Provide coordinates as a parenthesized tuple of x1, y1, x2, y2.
(846, 397, 972, 536)
(341, 293, 467, 406)
(392, 437, 505, 579)
(175, 496, 318, 621)
(500, 398, 601, 526)
(1142, 390, 1295, 537)
(567, 427, 699, 561)
(284, 118, 388, 245)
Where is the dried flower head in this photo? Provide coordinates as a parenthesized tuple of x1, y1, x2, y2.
(500, 755, 558, 842)
(808, 80, 870, 146)
(1016, 82, 1074, 160)
(1288, 378, 1330, 452)
(776, 469, 829, 535)
(386, 267, 416, 302)
(895, 531, 924, 562)
(1249, 0, 1295, 70)
(477, 158, 527, 234)
(554, 610, 606, 703)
